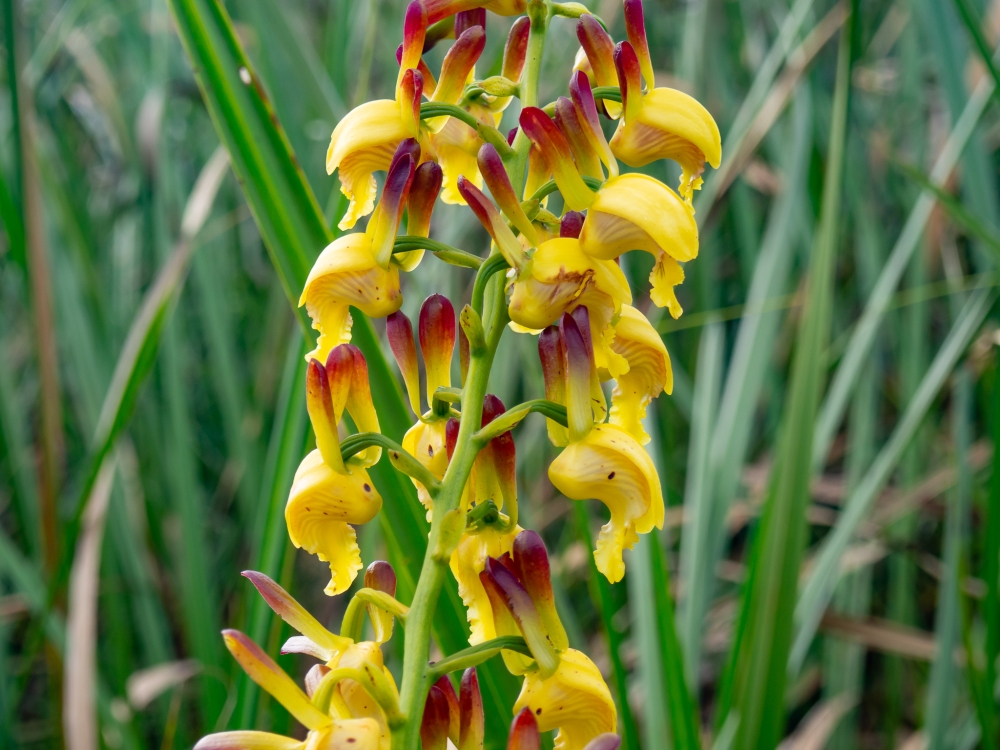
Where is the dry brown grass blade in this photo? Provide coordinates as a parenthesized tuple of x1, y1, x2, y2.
(63, 458, 115, 750)
(818, 613, 947, 662)
(777, 694, 856, 750)
(712, 0, 849, 201)
(126, 660, 200, 711)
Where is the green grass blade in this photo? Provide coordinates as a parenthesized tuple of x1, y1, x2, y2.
(812, 73, 994, 472)
(791, 286, 996, 672)
(726, 19, 852, 750)
(987, 347, 1000, 721)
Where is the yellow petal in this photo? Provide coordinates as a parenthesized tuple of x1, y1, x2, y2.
(327, 100, 410, 230)
(513, 649, 617, 750)
(609, 87, 721, 201)
(579, 173, 698, 263)
(326, 720, 382, 750)
(448, 526, 521, 644)
(649, 254, 685, 319)
(286, 450, 383, 596)
(195, 732, 303, 750)
(547, 425, 663, 583)
(300, 234, 402, 363)
(329, 642, 398, 750)
(606, 305, 671, 444)
(430, 119, 482, 205)
(402, 419, 449, 518)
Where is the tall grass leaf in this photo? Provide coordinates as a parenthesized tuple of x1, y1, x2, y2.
(790, 286, 996, 672)
(986, 348, 1000, 723)
(924, 370, 973, 747)
(726, 19, 852, 750)
(812, 74, 994, 472)
(164, 1, 518, 737)
(0, 335, 40, 558)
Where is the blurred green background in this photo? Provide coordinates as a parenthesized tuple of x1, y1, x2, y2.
(2, 0, 1000, 748)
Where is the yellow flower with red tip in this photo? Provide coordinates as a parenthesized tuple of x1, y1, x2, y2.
(287, 346, 384, 596)
(609, 5, 722, 202)
(541, 309, 664, 583)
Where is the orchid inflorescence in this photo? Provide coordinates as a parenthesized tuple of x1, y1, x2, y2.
(197, 0, 719, 747)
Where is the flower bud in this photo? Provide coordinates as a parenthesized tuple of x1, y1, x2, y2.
(433, 675, 461, 743)
(397, 44, 438, 96)
(538, 326, 568, 446)
(513, 531, 568, 650)
(481, 557, 559, 677)
(519, 108, 595, 211)
(560, 211, 585, 239)
(327, 344, 381, 465)
(398, 65, 425, 138)
(419, 294, 456, 408)
(560, 309, 598, 442)
(623, 0, 655, 90)
(407, 162, 443, 239)
(370, 143, 418, 269)
(503, 17, 531, 82)
(457, 176, 528, 269)
(460, 669, 484, 750)
(306, 358, 344, 471)
(576, 15, 620, 117)
(569, 70, 618, 177)
(386, 311, 421, 414)
(477, 144, 538, 244)
(507, 708, 541, 750)
(397, 1, 428, 90)
(433, 27, 486, 107)
(365, 560, 397, 644)
(554, 96, 603, 179)
(421, 685, 451, 750)
(455, 9, 486, 38)
(446, 418, 460, 461)
(613, 41, 643, 124)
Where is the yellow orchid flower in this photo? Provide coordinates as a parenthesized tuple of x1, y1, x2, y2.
(450, 524, 522, 644)
(578, 172, 697, 318)
(542, 309, 664, 582)
(513, 649, 617, 750)
(195, 630, 382, 750)
(609, 26, 721, 202)
(327, 3, 428, 230)
(603, 304, 672, 444)
(287, 348, 384, 596)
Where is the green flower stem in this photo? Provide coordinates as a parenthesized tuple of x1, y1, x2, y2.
(507, 0, 551, 192)
(340, 433, 441, 494)
(312, 667, 366, 713)
(591, 86, 622, 103)
(528, 175, 604, 203)
(471, 254, 511, 315)
(428, 636, 532, 681)
(473, 399, 568, 445)
(340, 588, 410, 642)
(393, 236, 482, 269)
(418, 103, 513, 158)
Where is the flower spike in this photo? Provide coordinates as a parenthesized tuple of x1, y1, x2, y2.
(419, 294, 457, 408)
(554, 97, 604, 180)
(569, 71, 618, 177)
(613, 41, 643, 124)
(386, 311, 422, 414)
(459, 669, 484, 750)
(623, 0, 655, 90)
(507, 709, 541, 750)
(518, 107, 595, 211)
(477, 144, 538, 244)
(457, 176, 528, 270)
(223, 630, 329, 730)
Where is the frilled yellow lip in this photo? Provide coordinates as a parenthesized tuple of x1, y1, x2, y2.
(326, 100, 410, 176)
(449, 526, 522, 645)
(513, 648, 617, 750)
(547, 424, 663, 583)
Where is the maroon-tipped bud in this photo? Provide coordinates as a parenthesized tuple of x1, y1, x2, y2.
(519, 107, 595, 211)
(365, 560, 396, 596)
(400, 1, 428, 74)
(513, 531, 568, 650)
(561, 309, 598, 441)
(492, 426, 517, 514)
(390, 137, 422, 175)
(446, 418, 460, 461)
(623, 0, 654, 89)
(502, 16, 531, 81)
(433, 675, 461, 743)
(458, 324, 470, 386)
(478, 144, 538, 243)
(421, 686, 451, 750)
(407, 161, 444, 238)
(481, 393, 506, 427)
(372, 142, 418, 267)
(569, 70, 618, 177)
(507, 708, 542, 750)
(399, 68, 425, 137)
(567, 306, 595, 363)
(397, 44, 438, 95)
(614, 41, 643, 122)
(387, 311, 421, 415)
(583, 735, 623, 750)
(458, 175, 527, 268)
(554, 96, 603, 179)
(481, 558, 559, 676)
(241, 571, 343, 654)
(576, 15, 618, 88)
(305, 358, 341, 468)
(459, 669, 484, 750)
(455, 9, 486, 39)
(435, 26, 486, 105)
(420, 294, 457, 406)
(507, 126, 519, 146)
(560, 211, 586, 238)
(538, 327, 566, 405)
